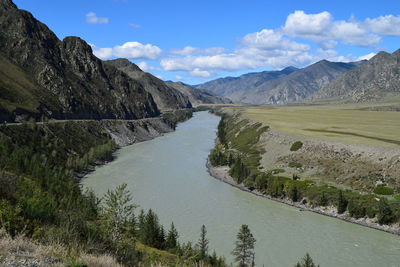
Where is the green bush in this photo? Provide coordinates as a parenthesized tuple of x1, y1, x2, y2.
(394, 194, 400, 201)
(288, 162, 303, 168)
(373, 186, 394, 195)
(290, 141, 303, 151)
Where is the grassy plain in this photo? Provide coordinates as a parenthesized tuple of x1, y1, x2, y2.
(236, 101, 400, 148)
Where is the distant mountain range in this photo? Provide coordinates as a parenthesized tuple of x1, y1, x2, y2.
(166, 81, 232, 105)
(0, 0, 228, 122)
(311, 50, 400, 102)
(197, 60, 365, 105)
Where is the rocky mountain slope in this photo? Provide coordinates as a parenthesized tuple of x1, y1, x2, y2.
(312, 50, 400, 102)
(196, 67, 298, 102)
(105, 59, 191, 111)
(166, 81, 232, 105)
(197, 61, 363, 105)
(0, 0, 160, 122)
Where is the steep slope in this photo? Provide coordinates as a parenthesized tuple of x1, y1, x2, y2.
(197, 60, 362, 104)
(196, 67, 298, 101)
(243, 60, 364, 105)
(104, 59, 192, 111)
(0, 0, 159, 122)
(312, 50, 400, 102)
(166, 81, 232, 105)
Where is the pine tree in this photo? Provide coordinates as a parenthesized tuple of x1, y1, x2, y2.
(318, 192, 328, 206)
(166, 222, 179, 250)
(377, 198, 394, 225)
(197, 224, 209, 260)
(290, 185, 299, 202)
(294, 253, 320, 267)
(232, 224, 256, 267)
(337, 190, 348, 214)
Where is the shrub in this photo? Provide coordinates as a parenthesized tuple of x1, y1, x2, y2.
(288, 162, 303, 168)
(373, 186, 394, 195)
(290, 141, 303, 151)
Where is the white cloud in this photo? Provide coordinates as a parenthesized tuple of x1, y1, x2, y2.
(332, 21, 381, 47)
(365, 15, 400, 36)
(190, 68, 211, 78)
(93, 42, 162, 60)
(357, 52, 376, 61)
(170, 46, 225, 56)
(86, 12, 109, 24)
(282, 10, 381, 47)
(175, 75, 183, 80)
(137, 61, 158, 71)
(283, 10, 332, 40)
(241, 29, 310, 51)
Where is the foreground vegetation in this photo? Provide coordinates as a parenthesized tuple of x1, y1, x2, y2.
(0, 116, 227, 266)
(209, 112, 400, 227)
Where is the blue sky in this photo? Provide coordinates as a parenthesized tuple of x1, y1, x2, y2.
(13, 0, 400, 84)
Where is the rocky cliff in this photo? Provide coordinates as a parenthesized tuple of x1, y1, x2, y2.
(0, 0, 159, 122)
(105, 59, 192, 111)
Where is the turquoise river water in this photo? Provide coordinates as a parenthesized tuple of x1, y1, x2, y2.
(82, 111, 400, 266)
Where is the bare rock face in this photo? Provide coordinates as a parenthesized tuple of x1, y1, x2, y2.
(0, 0, 159, 121)
(105, 59, 192, 111)
(312, 50, 400, 102)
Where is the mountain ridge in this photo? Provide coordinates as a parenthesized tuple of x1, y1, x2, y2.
(0, 0, 162, 122)
(311, 50, 400, 102)
(197, 60, 364, 104)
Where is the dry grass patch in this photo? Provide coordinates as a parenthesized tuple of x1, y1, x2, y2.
(238, 102, 400, 148)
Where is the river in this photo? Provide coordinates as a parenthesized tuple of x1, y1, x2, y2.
(82, 111, 400, 266)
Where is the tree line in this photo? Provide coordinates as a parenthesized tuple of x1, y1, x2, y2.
(209, 114, 399, 226)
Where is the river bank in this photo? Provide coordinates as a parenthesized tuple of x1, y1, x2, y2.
(206, 159, 400, 236)
(76, 109, 193, 181)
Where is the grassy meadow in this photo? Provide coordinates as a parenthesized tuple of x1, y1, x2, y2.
(236, 101, 400, 148)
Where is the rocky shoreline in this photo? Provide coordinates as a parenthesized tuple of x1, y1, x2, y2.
(206, 159, 400, 236)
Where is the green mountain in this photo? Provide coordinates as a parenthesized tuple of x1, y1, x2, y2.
(0, 0, 161, 122)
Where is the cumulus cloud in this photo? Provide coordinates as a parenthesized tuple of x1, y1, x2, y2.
(241, 29, 310, 51)
(190, 68, 211, 78)
(170, 46, 225, 56)
(364, 15, 400, 36)
(283, 10, 332, 40)
(283, 10, 381, 47)
(92, 42, 162, 60)
(86, 12, 109, 24)
(137, 61, 158, 71)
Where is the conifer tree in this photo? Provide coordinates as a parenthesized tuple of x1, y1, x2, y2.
(197, 224, 209, 260)
(166, 222, 179, 250)
(232, 224, 256, 267)
(337, 190, 348, 214)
